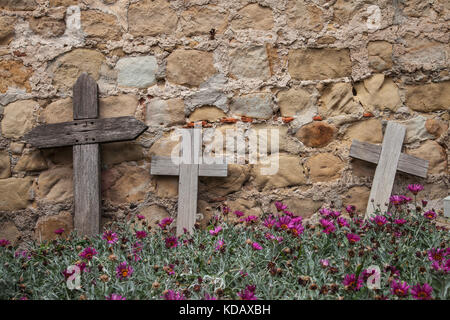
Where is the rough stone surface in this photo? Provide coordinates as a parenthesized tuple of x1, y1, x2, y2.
(306, 153, 344, 182)
(166, 50, 216, 87)
(319, 82, 362, 117)
(230, 3, 274, 30)
(342, 186, 371, 213)
(296, 121, 336, 148)
(146, 98, 185, 127)
(229, 46, 270, 80)
(136, 205, 170, 229)
(355, 74, 402, 112)
(34, 211, 73, 241)
(99, 94, 138, 118)
(271, 198, 322, 219)
(0, 0, 37, 11)
(230, 93, 274, 120)
(200, 164, 250, 197)
(14, 150, 48, 172)
(368, 41, 393, 72)
(405, 82, 450, 112)
(179, 5, 228, 37)
(0, 60, 33, 94)
(398, 116, 434, 144)
(29, 15, 66, 38)
(407, 141, 447, 175)
(286, 0, 324, 32)
(0, 177, 33, 210)
(102, 164, 150, 205)
(0, 221, 20, 246)
(2, 100, 37, 139)
(0, 16, 16, 45)
(0, 150, 11, 179)
(149, 132, 181, 158)
(128, 0, 177, 37)
(289, 49, 352, 80)
(189, 106, 226, 122)
(252, 154, 306, 190)
(81, 10, 121, 41)
(35, 166, 73, 203)
(116, 56, 157, 88)
(40, 98, 73, 123)
(102, 142, 144, 165)
(49, 49, 106, 91)
(227, 198, 262, 222)
(425, 119, 448, 138)
(153, 176, 178, 198)
(344, 119, 383, 144)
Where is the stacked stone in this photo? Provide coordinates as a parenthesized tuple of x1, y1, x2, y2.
(0, 0, 448, 244)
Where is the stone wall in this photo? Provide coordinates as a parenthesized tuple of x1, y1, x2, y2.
(0, 0, 448, 244)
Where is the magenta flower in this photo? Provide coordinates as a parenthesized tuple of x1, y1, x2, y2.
(136, 214, 145, 220)
(319, 219, 336, 234)
(252, 242, 262, 250)
(407, 184, 423, 195)
(244, 215, 259, 223)
(239, 270, 248, 277)
(165, 236, 179, 249)
(390, 195, 405, 206)
(79, 247, 97, 261)
(222, 206, 231, 215)
(432, 259, 450, 273)
(276, 216, 291, 230)
(162, 290, 185, 300)
(54, 228, 64, 235)
(274, 201, 287, 211)
(135, 230, 147, 239)
(116, 262, 133, 280)
(106, 293, 126, 300)
(411, 283, 433, 300)
(102, 230, 118, 244)
(427, 248, 447, 262)
(158, 217, 174, 229)
(373, 215, 387, 226)
(209, 226, 222, 236)
(421, 200, 428, 207)
(164, 264, 175, 275)
(237, 285, 257, 300)
(394, 219, 407, 225)
(289, 223, 304, 237)
(424, 210, 436, 220)
(62, 268, 76, 280)
(203, 293, 217, 300)
(319, 208, 333, 219)
(331, 211, 341, 218)
(389, 280, 410, 298)
(345, 205, 356, 214)
(346, 233, 361, 244)
(320, 259, 329, 268)
(215, 239, 225, 252)
(263, 216, 277, 229)
(337, 217, 349, 228)
(342, 274, 363, 291)
(76, 261, 87, 273)
(0, 239, 10, 247)
(283, 210, 294, 217)
(264, 233, 276, 240)
(234, 210, 244, 218)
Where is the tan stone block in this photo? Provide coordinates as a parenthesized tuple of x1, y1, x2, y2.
(179, 5, 228, 37)
(0, 150, 11, 179)
(153, 176, 178, 198)
(344, 119, 383, 144)
(231, 3, 274, 30)
(229, 46, 270, 80)
(0, 177, 34, 210)
(200, 164, 250, 197)
(128, 0, 177, 37)
(0, 60, 33, 94)
(368, 41, 393, 72)
(0, 0, 37, 11)
(425, 118, 448, 138)
(136, 205, 170, 229)
(81, 10, 122, 41)
(189, 106, 226, 122)
(295, 121, 336, 148)
(0, 221, 20, 246)
(227, 198, 262, 222)
(319, 82, 362, 117)
(0, 16, 16, 45)
(289, 48, 352, 80)
(286, 0, 325, 32)
(34, 211, 73, 241)
(148, 132, 181, 158)
(2, 100, 37, 139)
(146, 98, 185, 127)
(101, 142, 144, 165)
(277, 87, 315, 118)
(14, 150, 48, 172)
(355, 74, 402, 112)
(407, 140, 447, 175)
(35, 166, 73, 203)
(306, 153, 344, 182)
(342, 186, 371, 213)
(405, 82, 450, 112)
(100, 94, 138, 118)
(29, 15, 66, 37)
(166, 49, 216, 87)
(271, 198, 322, 219)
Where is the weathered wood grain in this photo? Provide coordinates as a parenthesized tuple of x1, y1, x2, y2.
(350, 140, 428, 178)
(366, 122, 406, 217)
(444, 196, 450, 218)
(73, 73, 98, 120)
(151, 156, 227, 177)
(24, 116, 148, 148)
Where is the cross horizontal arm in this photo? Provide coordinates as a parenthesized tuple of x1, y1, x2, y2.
(23, 116, 148, 148)
(150, 156, 228, 177)
(349, 139, 428, 178)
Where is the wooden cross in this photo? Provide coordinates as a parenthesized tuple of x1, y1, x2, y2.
(349, 121, 429, 217)
(23, 73, 148, 236)
(150, 124, 228, 235)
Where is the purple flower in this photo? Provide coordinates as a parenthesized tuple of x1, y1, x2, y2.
(372, 215, 387, 226)
(337, 217, 349, 228)
(79, 247, 98, 261)
(215, 239, 225, 252)
(390, 195, 405, 206)
(116, 262, 133, 280)
(203, 293, 217, 300)
(209, 226, 222, 236)
(54, 228, 64, 235)
(237, 285, 257, 300)
(252, 242, 263, 250)
(244, 215, 259, 223)
(136, 214, 145, 220)
(274, 201, 287, 211)
(164, 264, 175, 276)
(0, 239, 10, 247)
(345, 205, 356, 214)
(394, 219, 407, 225)
(14, 250, 31, 260)
(276, 216, 291, 230)
(234, 210, 244, 218)
(158, 217, 174, 229)
(320, 259, 329, 268)
(222, 206, 231, 215)
(102, 230, 118, 244)
(411, 283, 433, 300)
(431, 259, 449, 273)
(135, 230, 147, 239)
(289, 222, 304, 237)
(424, 210, 436, 220)
(331, 211, 341, 218)
(319, 208, 333, 219)
(106, 293, 126, 300)
(319, 219, 336, 234)
(390, 280, 410, 298)
(165, 236, 179, 249)
(263, 216, 277, 229)
(407, 184, 423, 195)
(162, 290, 185, 300)
(342, 274, 363, 291)
(427, 248, 447, 263)
(346, 233, 360, 244)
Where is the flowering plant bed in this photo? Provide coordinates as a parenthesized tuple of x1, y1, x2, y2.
(0, 186, 449, 300)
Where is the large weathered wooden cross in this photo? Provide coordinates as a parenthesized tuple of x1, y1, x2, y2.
(349, 121, 429, 217)
(150, 124, 228, 235)
(24, 73, 148, 236)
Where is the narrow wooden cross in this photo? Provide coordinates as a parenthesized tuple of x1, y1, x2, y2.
(349, 121, 429, 217)
(23, 73, 148, 236)
(150, 124, 228, 235)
